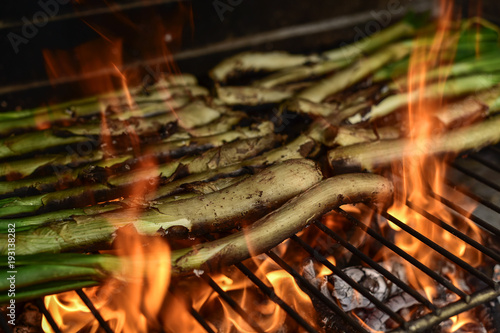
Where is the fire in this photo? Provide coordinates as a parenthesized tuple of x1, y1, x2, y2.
(42, 229, 172, 332)
(448, 313, 475, 332)
(182, 241, 320, 332)
(385, 0, 484, 308)
(39, 4, 198, 331)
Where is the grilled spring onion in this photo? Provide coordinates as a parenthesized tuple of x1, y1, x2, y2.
(1, 159, 323, 255)
(0, 173, 392, 302)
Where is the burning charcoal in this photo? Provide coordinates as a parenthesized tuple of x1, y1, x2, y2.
(477, 301, 500, 333)
(9, 302, 43, 333)
(302, 259, 337, 303)
(365, 292, 419, 331)
(479, 264, 500, 332)
(329, 260, 405, 312)
(302, 259, 363, 333)
(331, 266, 392, 311)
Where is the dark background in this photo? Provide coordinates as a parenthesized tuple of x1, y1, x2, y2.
(0, 0, 494, 109)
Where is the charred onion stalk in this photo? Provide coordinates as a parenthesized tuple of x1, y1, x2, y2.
(0, 101, 223, 159)
(170, 173, 393, 274)
(0, 128, 317, 219)
(284, 98, 340, 117)
(0, 87, 208, 137)
(253, 59, 352, 88)
(297, 43, 412, 103)
(328, 115, 500, 171)
(0, 134, 278, 218)
(1, 160, 323, 255)
(0, 111, 246, 180)
(211, 16, 421, 84)
(0, 121, 273, 198)
(0, 74, 202, 123)
(383, 52, 500, 92)
(0, 173, 392, 302)
(0, 253, 119, 303)
(330, 126, 400, 147)
(1, 174, 249, 234)
(348, 76, 500, 124)
(216, 86, 294, 105)
(210, 51, 319, 82)
(0, 74, 198, 120)
(0, 167, 253, 233)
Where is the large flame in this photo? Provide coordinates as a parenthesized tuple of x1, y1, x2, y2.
(385, 0, 483, 308)
(42, 230, 172, 332)
(39, 3, 199, 331)
(189, 240, 320, 332)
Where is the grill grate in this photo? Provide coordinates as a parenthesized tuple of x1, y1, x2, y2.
(3, 146, 500, 333)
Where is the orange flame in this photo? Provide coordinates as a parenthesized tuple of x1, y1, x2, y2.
(170, 241, 321, 332)
(448, 312, 476, 332)
(42, 229, 171, 332)
(40, 3, 199, 331)
(385, 0, 484, 306)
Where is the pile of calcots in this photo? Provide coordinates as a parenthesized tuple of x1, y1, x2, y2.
(1, 14, 500, 329)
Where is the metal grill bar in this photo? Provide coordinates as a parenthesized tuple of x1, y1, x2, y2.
(312, 221, 437, 312)
(392, 288, 500, 333)
(0, 0, 184, 30)
(234, 262, 319, 333)
(75, 289, 114, 333)
(406, 200, 500, 262)
(426, 188, 500, 238)
(450, 161, 500, 193)
(200, 274, 266, 333)
(470, 152, 500, 174)
(266, 250, 369, 333)
(290, 235, 408, 328)
(187, 306, 216, 333)
(444, 178, 500, 214)
(382, 211, 496, 291)
(338, 207, 468, 299)
(35, 298, 62, 333)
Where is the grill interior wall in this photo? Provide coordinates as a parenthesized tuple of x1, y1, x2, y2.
(0, 0, 440, 107)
